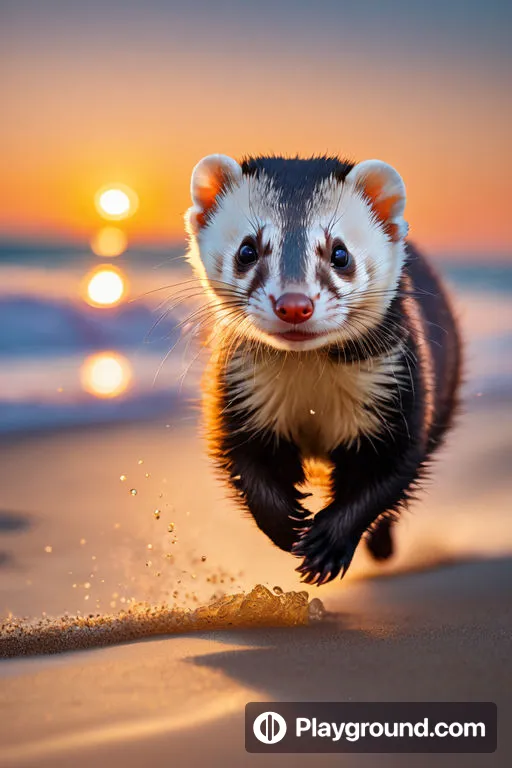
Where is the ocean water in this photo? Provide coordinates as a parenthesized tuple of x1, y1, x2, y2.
(0, 243, 510, 434)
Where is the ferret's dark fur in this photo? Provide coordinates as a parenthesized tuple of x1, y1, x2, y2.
(185, 154, 462, 585)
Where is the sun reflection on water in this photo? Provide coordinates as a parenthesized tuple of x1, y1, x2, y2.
(80, 352, 132, 398)
(84, 266, 127, 307)
(90, 227, 127, 258)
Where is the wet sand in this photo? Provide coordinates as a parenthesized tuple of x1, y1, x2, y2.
(1, 398, 511, 766)
(0, 585, 320, 657)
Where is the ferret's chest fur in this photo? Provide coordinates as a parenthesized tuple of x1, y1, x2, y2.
(226, 350, 400, 458)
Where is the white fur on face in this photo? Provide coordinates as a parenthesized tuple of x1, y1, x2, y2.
(186, 169, 407, 353)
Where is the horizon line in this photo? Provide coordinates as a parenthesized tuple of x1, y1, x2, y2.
(0, 236, 510, 265)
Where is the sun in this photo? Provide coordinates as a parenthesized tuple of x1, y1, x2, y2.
(95, 184, 138, 220)
(83, 266, 127, 307)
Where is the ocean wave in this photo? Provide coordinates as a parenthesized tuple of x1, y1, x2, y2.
(0, 296, 179, 357)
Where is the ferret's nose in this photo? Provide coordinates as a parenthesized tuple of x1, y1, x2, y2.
(273, 293, 314, 324)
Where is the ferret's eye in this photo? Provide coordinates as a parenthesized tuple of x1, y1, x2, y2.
(330, 243, 351, 270)
(237, 242, 258, 268)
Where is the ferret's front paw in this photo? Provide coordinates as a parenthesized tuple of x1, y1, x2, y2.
(292, 516, 359, 586)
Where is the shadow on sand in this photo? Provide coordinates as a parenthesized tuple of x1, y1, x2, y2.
(184, 557, 512, 706)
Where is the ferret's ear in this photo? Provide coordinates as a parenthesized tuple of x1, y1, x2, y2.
(346, 160, 408, 241)
(187, 154, 242, 234)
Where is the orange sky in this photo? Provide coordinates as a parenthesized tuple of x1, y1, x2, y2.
(1, 1, 511, 257)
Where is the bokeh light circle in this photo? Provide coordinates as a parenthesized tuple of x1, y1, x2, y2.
(84, 266, 127, 307)
(80, 352, 132, 398)
(90, 227, 127, 258)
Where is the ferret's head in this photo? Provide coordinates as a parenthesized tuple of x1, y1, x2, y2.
(186, 154, 408, 352)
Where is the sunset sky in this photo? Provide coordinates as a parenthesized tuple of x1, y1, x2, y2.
(1, 0, 511, 257)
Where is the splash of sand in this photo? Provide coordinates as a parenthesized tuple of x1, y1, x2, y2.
(0, 585, 325, 658)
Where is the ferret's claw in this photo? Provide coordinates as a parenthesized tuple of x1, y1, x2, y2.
(293, 519, 360, 586)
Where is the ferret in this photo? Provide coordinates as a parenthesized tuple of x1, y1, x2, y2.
(184, 154, 461, 586)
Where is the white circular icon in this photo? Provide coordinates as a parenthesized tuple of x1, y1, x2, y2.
(253, 711, 287, 744)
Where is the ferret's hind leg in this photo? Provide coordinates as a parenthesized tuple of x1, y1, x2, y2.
(366, 516, 395, 561)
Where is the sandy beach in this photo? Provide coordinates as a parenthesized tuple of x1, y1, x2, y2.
(1, 393, 511, 767)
